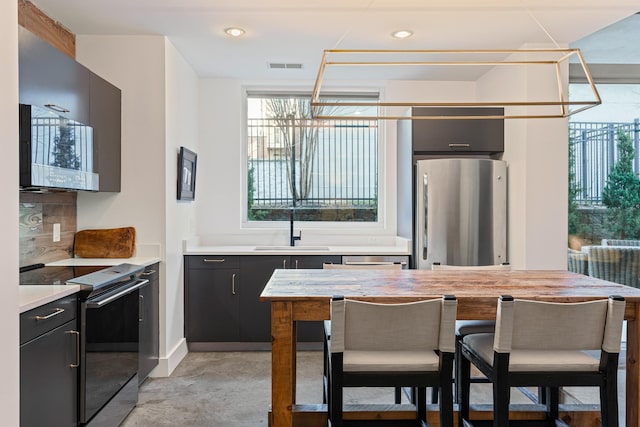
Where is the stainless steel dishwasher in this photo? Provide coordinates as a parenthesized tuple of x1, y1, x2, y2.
(341, 255, 409, 269)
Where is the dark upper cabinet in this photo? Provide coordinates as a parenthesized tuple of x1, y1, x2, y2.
(90, 73, 122, 192)
(18, 26, 90, 124)
(401, 107, 504, 155)
(18, 26, 122, 192)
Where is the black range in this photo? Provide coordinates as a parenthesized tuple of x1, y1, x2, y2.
(20, 263, 146, 427)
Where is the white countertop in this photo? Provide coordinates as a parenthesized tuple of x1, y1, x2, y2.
(183, 236, 411, 256)
(183, 245, 411, 256)
(46, 256, 161, 267)
(20, 285, 82, 313)
(19, 256, 161, 313)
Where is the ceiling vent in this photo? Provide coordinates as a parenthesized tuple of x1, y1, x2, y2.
(269, 63, 303, 70)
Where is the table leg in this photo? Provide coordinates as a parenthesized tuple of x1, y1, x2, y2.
(272, 302, 296, 427)
(627, 307, 639, 427)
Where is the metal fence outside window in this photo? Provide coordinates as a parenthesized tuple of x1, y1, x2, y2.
(247, 118, 378, 215)
(570, 119, 640, 205)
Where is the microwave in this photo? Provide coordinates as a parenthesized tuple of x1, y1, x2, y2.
(19, 104, 99, 191)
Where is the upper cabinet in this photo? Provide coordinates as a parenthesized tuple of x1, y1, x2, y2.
(90, 73, 122, 192)
(18, 26, 90, 124)
(18, 26, 122, 192)
(399, 107, 505, 156)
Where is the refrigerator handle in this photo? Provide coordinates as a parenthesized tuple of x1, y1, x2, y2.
(422, 173, 428, 264)
(415, 170, 428, 269)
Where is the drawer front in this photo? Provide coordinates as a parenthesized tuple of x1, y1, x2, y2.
(186, 255, 240, 269)
(20, 295, 78, 345)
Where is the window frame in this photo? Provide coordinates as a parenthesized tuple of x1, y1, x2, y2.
(241, 86, 387, 230)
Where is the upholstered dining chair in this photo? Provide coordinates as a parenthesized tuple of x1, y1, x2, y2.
(431, 262, 511, 403)
(459, 295, 625, 427)
(321, 262, 404, 404)
(327, 295, 458, 427)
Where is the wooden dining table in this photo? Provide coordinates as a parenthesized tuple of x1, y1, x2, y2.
(260, 268, 640, 427)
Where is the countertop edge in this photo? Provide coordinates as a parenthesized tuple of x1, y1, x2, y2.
(21, 257, 161, 313)
(182, 246, 411, 256)
(20, 285, 82, 313)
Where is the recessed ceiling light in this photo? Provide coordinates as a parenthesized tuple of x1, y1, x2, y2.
(224, 27, 245, 37)
(391, 30, 413, 39)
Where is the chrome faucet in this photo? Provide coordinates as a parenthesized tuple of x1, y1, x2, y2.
(290, 209, 301, 247)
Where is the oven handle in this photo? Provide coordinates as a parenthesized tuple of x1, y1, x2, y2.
(86, 279, 150, 308)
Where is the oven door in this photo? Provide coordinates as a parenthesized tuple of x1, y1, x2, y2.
(80, 279, 148, 424)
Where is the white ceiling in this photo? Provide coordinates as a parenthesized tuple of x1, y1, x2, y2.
(30, 0, 640, 80)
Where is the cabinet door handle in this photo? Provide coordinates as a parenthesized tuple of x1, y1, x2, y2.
(35, 308, 65, 321)
(283, 259, 287, 269)
(141, 269, 156, 276)
(231, 273, 236, 295)
(448, 143, 471, 149)
(66, 330, 80, 368)
(204, 258, 225, 263)
(295, 259, 299, 269)
(44, 104, 70, 113)
(139, 295, 145, 322)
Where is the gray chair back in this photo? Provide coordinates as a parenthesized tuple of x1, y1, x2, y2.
(587, 245, 640, 288)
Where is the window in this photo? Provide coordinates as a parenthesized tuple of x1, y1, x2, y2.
(568, 83, 640, 245)
(246, 91, 380, 222)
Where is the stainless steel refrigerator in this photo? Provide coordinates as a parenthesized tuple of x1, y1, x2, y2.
(413, 158, 507, 270)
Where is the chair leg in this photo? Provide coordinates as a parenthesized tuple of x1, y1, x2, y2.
(455, 335, 463, 404)
(538, 386, 547, 404)
(438, 353, 454, 427)
(601, 351, 620, 427)
(323, 324, 330, 404)
(601, 373, 620, 427)
(328, 353, 343, 427)
(431, 386, 439, 404)
(545, 387, 559, 420)
(459, 350, 472, 424)
(493, 354, 510, 427)
(394, 387, 402, 404)
(416, 386, 427, 422)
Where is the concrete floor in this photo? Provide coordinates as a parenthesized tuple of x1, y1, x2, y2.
(121, 350, 625, 426)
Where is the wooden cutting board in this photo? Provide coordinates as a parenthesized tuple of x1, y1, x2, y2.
(74, 227, 136, 258)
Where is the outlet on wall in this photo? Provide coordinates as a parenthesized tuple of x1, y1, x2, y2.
(53, 223, 61, 242)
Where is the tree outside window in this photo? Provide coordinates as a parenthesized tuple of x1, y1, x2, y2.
(247, 92, 379, 222)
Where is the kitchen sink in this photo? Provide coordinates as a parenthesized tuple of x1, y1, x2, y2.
(253, 246, 330, 251)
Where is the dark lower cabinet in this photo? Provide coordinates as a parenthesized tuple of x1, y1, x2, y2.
(239, 256, 287, 342)
(20, 295, 78, 427)
(185, 254, 341, 347)
(185, 256, 240, 343)
(139, 263, 160, 385)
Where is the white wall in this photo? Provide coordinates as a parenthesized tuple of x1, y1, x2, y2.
(1, 1, 21, 424)
(76, 35, 192, 375)
(76, 36, 166, 245)
(197, 75, 567, 269)
(478, 48, 569, 269)
(163, 38, 198, 374)
(196, 79, 476, 244)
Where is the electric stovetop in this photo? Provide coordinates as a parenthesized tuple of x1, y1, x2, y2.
(19, 264, 110, 286)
